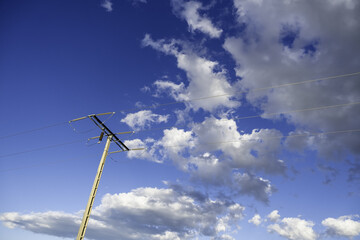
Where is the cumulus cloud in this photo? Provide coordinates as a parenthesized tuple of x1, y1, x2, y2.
(149, 117, 281, 202)
(0, 211, 80, 238)
(322, 215, 360, 238)
(125, 115, 281, 202)
(224, 0, 360, 159)
(0, 187, 245, 240)
(192, 117, 286, 175)
(142, 34, 239, 112)
(268, 217, 317, 240)
(123, 138, 158, 162)
(248, 213, 262, 226)
(121, 110, 169, 130)
(267, 210, 281, 222)
(171, 0, 222, 38)
(101, 0, 113, 12)
(233, 173, 275, 203)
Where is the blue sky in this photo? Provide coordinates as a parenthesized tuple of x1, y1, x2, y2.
(0, 0, 360, 239)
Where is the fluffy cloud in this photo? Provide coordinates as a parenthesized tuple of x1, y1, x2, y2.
(322, 215, 360, 238)
(248, 213, 262, 226)
(171, 0, 222, 38)
(192, 117, 286, 175)
(101, 0, 113, 12)
(268, 217, 317, 240)
(123, 138, 158, 162)
(149, 117, 281, 202)
(233, 173, 275, 203)
(124, 116, 280, 202)
(267, 210, 280, 222)
(224, 0, 360, 158)
(0, 187, 245, 240)
(142, 34, 239, 112)
(0, 211, 79, 238)
(121, 110, 169, 130)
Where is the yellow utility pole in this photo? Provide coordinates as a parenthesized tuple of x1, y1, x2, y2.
(69, 113, 144, 240)
(76, 135, 112, 240)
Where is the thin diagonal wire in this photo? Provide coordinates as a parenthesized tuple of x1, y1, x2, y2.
(0, 155, 91, 173)
(0, 121, 68, 140)
(253, 71, 360, 92)
(129, 100, 360, 134)
(0, 139, 86, 158)
(156, 128, 360, 149)
(119, 71, 360, 113)
(0, 72, 359, 140)
(233, 100, 360, 120)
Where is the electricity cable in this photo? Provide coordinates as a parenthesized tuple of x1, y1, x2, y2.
(139, 128, 360, 150)
(119, 71, 360, 113)
(0, 155, 92, 173)
(0, 139, 86, 158)
(2, 100, 359, 158)
(129, 100, 360, 134)
(0, 121, 68, 140)
(0, 71, 359, 140)
(3, 128, 359, 170)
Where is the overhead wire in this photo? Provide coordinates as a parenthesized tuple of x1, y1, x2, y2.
(232, 100, 360, 120)
(127, 100, 360, 134)
(0, 71, 359, 141)
(0, 121, 68, 140)
(0, 155, 92, 173)
(1, 99, 359, 159)
(0, 139, 86, 159)
(134, 128, 360, 151)
(118, 71, 360, 113)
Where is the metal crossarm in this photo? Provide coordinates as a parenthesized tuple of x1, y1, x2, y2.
(89, 115, 130, 151)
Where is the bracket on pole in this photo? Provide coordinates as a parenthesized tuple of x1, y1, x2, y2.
(69, 112, 131, 151)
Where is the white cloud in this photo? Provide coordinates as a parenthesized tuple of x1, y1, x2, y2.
(142, 34, 239, 112)
(101, 0, 113, 12)
(192, 117, 286, 174)
(0, 211, 80, 238)
(248, 214, 262, 226)
(267, 210, 281, 222)
(322, 215, 360, 238)
(224, 0, 360, 158)
(123, 138, 159, 162)
(268, 217, 317, 240)
(121, 110, 169, 130)
(233, 173, 275, 203)
(0, 187, 244, 240)
(150, 117, 282, 202)
(127, 116, 280, 202)
(171, 0, 222, 38)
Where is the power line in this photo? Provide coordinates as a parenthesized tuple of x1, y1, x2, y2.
(0, 121, 67, 140)
(0, 71, 359, 140)
(128, 100, 360, 134)
(148, 128, 360, 149)
(253, 71, 360, 92)
(119, 71, 360, 113)
(0, 155, 91, 173)
(0, 139, 86, 159)
(1, 100, 359, 158)
(0, 129, 360, 173)
(232, 100, 360, 120)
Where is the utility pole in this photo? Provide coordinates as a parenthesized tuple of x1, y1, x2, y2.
(69, 112, 144, 240)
